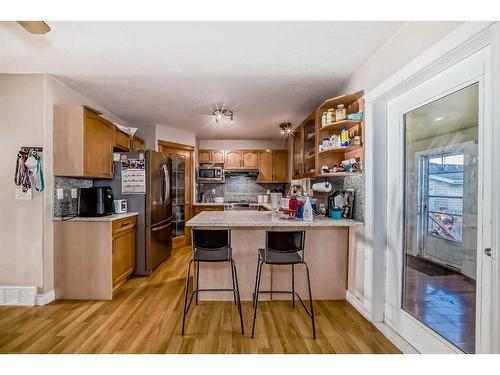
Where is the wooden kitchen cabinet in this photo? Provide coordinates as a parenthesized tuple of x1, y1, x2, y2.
(273, 150, 289, 182)
(114, 127, 131, 151)
(131, 135, 145, 151)
(224, 150, 243, 169)
(257, 150, 289, 183)
(198, 149, 225, 164)
(242, 151, 258, 169)
(112, 216, 136, 291)
(257, 151, 273, 182)
(54, 105, 114, 178)
(211, 150, 225, 164)
(224, 150, 258, 169)
(54, 214, 137, 300)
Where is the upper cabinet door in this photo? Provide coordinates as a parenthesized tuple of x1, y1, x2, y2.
(131, 136, 145, 151)
(225, 150, 242, 169)
(273, 150, 288, 182)
(83, 111, 114, 178)
(258, 151, 273, 182)
(114, 128, 131, 151)
(198, 150, 211, 164)
(211, 150, 225, 164)
(242, 151, 258, 169)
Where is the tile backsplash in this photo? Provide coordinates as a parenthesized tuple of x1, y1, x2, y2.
(198, 174, 287, 203)
(311, 174, 365, 222)
(53, 177, 93, 217)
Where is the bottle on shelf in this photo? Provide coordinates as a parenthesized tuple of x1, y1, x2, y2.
(341, 127, 349, 146)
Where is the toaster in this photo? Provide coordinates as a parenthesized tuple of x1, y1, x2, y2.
(113, 199, 128, 214)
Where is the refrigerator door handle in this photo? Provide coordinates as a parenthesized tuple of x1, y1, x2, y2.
(151, 221, 172, 232)
(163, 164, 171, 204)
(159, 164, 165, 205)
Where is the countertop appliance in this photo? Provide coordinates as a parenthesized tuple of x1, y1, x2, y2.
(77, 186, 114, 217)
(95, 150, 172, 276)
(223, 202, 260, 211)
(113, 199, 128, 214)
(198, 166, 224, 182)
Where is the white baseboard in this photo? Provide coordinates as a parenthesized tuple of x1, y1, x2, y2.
(345, 290, 372, 320)
(345, 290, 419, 354)
(0, 286, 37, 306)
(35, 290, 55, 306)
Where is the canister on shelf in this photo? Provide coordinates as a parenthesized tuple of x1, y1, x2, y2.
(351, 136, 361, 146)
(326, 109, 335, 125)
(321, 112, 327, 127)
(336, 104, 347, 121)
(322, 137, 329, 149)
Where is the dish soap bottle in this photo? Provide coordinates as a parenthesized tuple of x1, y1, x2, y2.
(303, 196, 313, 222)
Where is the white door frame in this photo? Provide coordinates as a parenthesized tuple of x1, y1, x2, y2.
(386, 50, 489, 353)
(360, 21, 500, 353)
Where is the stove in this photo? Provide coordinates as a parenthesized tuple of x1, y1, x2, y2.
(223, 202, 260, 211)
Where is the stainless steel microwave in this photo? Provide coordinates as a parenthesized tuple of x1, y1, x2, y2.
(198, 167, 224, 182)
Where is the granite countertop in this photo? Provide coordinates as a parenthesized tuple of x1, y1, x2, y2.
(186, 210, 362, 227)
(53, 212, 138, 222)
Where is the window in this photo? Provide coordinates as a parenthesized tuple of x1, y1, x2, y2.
(424, 152, 464, 242)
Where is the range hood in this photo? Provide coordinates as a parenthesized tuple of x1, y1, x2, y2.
(224, 170, 259, 178)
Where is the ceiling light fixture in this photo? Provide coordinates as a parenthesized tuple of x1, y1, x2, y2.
(212, 108, 234, 123)
(279, 122, 293, 138)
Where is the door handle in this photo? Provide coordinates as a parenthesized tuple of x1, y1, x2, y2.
(152, 222, 172, 232)
(484, 248, 492, 257)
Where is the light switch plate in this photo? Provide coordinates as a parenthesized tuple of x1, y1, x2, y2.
(15, 188, 32, 200)
(56, 188, 64, 200)
(71, 189, 78, 199)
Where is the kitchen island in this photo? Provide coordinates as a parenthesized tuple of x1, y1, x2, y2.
(186, 211, 362, 301)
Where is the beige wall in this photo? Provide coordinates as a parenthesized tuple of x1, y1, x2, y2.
(340, 21, 464, 94)
(0, 74, 45, 289)
(0, 74, 128, 295)
(156, 124, 196, 147)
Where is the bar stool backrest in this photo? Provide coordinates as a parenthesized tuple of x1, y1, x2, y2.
(193, 229, 230, 251)
(266, 231, 305, 257)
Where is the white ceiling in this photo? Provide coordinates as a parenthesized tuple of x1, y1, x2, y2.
(0, 21, 403, 139)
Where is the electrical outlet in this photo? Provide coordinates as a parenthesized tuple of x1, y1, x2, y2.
(15, 188, 32, 200)
(56, 188, 64, 200)
(71, 189, 78, 199)
(212, 189, 215, 194)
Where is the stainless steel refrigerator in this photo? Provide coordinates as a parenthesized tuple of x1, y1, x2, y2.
(95, 150, 172, 275)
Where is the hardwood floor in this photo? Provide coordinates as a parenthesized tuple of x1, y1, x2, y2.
(404, 259, 476, 353)
(0, 245, 400, 354)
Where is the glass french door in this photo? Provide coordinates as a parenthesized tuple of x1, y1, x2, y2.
(385, 49, 493, 353)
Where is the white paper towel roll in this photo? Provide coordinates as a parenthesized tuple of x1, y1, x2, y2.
(312, 182, 332, 193)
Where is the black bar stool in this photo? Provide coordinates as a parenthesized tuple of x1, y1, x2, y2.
(251, 230, 316, 339)
(181, 229, 244, 335)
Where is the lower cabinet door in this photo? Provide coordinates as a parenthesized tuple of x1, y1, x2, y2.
(112, 228, 135, 289)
